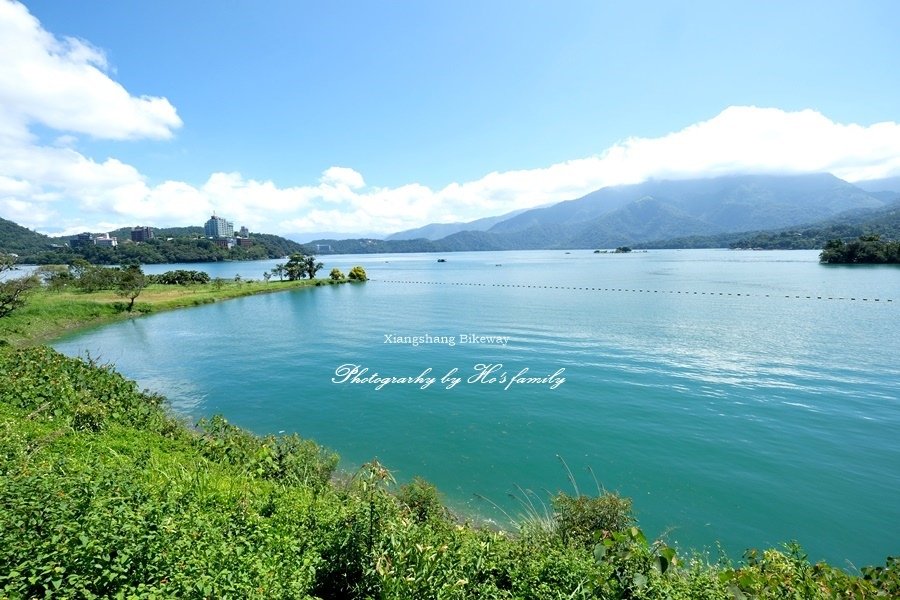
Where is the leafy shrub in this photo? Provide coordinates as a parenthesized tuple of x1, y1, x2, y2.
(719, 544, 900, 599)
(149, 269, 212, 285)
(553, 491, 634, 548)
(348, 266, 367, 281)
(329, 267, 345, 280)
(195, 415, 338, 489)
(0, 346, 172, 434)
(397, 476, 449, 523)
(592, 526, 680, 597)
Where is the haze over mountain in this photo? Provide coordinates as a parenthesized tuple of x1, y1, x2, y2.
(329, 172, 888, 252)
(853, 176, 900, 194)
(385, 208, 536, 241)
(636, 199, 900, 251)
(3, 172, 895, 259)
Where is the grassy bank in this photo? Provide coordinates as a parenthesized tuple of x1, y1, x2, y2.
(0, 278, 329, 348)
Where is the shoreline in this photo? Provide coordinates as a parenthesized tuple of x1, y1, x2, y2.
(0, 277, 346, 348)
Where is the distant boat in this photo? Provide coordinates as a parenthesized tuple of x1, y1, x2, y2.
(437, 258, 447, 263)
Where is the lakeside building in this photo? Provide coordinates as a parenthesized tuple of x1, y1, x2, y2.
(131, 226, 153, 242)
(94, 233, 118, 248)
(70, 232, 118, 248)
(204, 214, 234, 239)
(69, 232, 94, 249)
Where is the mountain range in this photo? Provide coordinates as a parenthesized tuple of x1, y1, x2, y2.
(305, 173, 898, 253)
(3, 172, 899, 259)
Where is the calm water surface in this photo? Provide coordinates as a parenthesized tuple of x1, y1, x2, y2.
(54, 250, 900, 567)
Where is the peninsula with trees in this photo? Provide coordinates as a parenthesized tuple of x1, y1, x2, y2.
(819, 235, 900, 264)
(0, 215, 309, 265)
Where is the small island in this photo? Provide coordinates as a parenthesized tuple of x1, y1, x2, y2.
(819, 235, 900, 264)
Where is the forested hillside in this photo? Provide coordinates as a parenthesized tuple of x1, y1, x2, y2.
(0, 217, 308, 264)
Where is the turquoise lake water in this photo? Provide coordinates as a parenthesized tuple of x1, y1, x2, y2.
(53, 249, 899, 567)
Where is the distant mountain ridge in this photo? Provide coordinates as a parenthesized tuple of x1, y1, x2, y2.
(327, 173, 887, 253)
(5, 172, 896, 259)
(386, 207, 534, 241)
(852, 176, 900, 194)
(636, 199, 900, 250)
(486, 173, 880, 238)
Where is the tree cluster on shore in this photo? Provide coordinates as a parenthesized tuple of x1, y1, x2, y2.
(819, 235, 900, 264)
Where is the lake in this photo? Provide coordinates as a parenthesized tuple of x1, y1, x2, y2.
(52, 249, 900, 567)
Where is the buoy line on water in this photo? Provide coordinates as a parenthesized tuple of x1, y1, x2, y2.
(369, 279, 894, 303)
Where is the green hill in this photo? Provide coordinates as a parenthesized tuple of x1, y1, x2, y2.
(0, 218, 309, 264)
(0, 217, 59, 257)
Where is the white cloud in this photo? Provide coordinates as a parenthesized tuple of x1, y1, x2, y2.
(9, 105, 900, 238)
(2, 3, 900, 239)
(0, 0, 181, 140)
(320, 166, 365, 190)
(605, 106, 900, 183)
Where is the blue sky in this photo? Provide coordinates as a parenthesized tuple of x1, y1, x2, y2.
(2, 0, 899, 238)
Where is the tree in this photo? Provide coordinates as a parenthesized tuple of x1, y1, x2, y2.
(329, 268, 344, 281)
(115, 264, 146, 312)
(303, 255, 324, 279)
(0, 254, 39, 318)
(34, 265, 72, 292)
(263, 271, 272, 284)
(284, 253, 307, 281)
(271, 263, 285, 282)
(819, 239, 846, 264)
(348, 266, 367, 281)
(75, 264, 121, 292)
(68, 258, 92, 281)
(283, 253, 324, 280)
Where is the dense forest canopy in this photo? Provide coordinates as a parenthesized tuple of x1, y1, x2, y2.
(819, 235, 900, 264)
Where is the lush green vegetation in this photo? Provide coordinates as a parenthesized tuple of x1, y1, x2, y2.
(819, 235, 900, 264)
(348, 265, 368, 281)
(0, 255, 39, 318)
(281, 252, 325, 280)
(0, 217, 55, 257)
(1, 346, 897, 598)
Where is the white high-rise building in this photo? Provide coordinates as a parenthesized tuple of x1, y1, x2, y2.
(204, 214, 234, 238)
